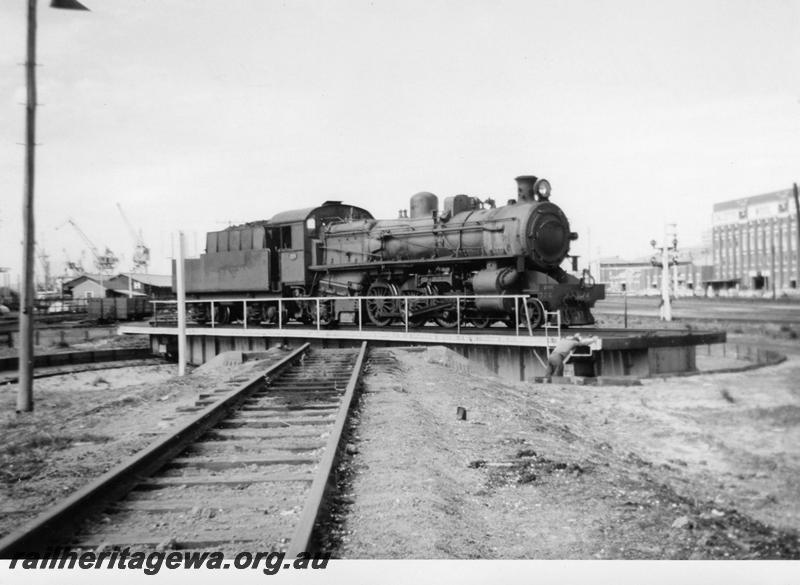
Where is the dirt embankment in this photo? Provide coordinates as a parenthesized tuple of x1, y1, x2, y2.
(334, 347, 800, 559)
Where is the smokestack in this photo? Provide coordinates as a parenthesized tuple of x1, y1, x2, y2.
(515, 175, 538, 203)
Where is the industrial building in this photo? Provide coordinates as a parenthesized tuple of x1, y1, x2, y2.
(62, 273, 172, 299)
(105, 273, 173, 298)
(594, 244, 713, 295)
(594, 188, 799, 296)
(711, 189, 798, 292)
(61, 274, 113, 299)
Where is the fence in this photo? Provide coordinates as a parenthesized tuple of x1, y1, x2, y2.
(151, 294, 555, 338)
(33, 298, 89, 314)
(1, 325, 118, 349)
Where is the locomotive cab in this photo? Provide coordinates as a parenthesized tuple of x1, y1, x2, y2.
(267, 202, 373, 294)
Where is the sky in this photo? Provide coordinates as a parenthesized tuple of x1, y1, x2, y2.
(0, 0, 798, 282)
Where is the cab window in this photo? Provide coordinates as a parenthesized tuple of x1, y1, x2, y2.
(279, 226, 292, 249)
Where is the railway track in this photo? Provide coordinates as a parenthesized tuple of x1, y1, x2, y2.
(0, 341, 367, 557)
(0, 361, 158, 385)
(0, 316, 92, 335)
(0, 349, 164, 386)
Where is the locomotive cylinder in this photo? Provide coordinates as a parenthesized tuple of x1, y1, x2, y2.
(472, 268, 519, 312)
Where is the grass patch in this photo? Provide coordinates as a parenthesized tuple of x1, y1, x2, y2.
(0, 431, 111, 458)
(0, 430, 113, 483)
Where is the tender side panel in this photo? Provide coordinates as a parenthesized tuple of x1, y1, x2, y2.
(177, 225, 271, 294)
(181, 250, 271, 293)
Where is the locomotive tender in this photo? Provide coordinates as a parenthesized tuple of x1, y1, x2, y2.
(178, 175, 605, 329)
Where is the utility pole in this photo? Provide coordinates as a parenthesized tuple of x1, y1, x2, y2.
(176, 231, 187, 376)
(660, 243, 671, 321)
(18, 0, 89, 413)
(622, 282, 628, 328)
(794, 183, 799, 289)
(651, 224, 678, 322)
(18, 0, 39, 412)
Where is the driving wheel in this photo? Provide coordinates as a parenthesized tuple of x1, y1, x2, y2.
(431, 284, 459, 328)
(366, 281, 397, 327)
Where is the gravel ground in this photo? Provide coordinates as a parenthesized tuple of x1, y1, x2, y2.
(334, 340, 800, 559)
(1, 325, 797, 559)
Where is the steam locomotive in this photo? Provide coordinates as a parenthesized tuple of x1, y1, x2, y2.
(177, 175, 605, 329)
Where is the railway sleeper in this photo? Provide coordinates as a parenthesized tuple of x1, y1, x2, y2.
(239, 404, 338, 413)
(254, 387, 343, 394)
(168, 456, 318, 470)
(204, 428, 331, 440)
(135, 474, 314, 489)
(217, 418, 334, 429)
(110, 496, 302, 513)
(229, 410, 335, 419)
(187, 440, 325, 454)
(74, 529, 283, 551)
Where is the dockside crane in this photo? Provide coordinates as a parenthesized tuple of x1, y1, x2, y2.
(62, 248, 86, 276)
(59, 218, 119, 274)
(36, 247, 52, 291)
(117, 203, 150, 273)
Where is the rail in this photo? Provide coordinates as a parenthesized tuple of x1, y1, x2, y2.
(0, 343, 371, 555)
(0, 344, 309, 556)
(288, 341, 368, 557)
(149, 294, 541, 337)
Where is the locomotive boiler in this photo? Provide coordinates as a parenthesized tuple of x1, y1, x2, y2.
(177, 175, 604, 329)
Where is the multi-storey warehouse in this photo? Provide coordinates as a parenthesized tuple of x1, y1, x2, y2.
(712, 189, 799, 292)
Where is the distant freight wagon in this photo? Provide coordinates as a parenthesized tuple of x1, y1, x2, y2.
(87, 297, 152, 323)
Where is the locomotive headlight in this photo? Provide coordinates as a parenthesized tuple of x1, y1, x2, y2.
(534, 178, 551, 200)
